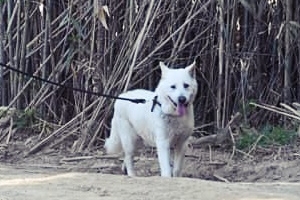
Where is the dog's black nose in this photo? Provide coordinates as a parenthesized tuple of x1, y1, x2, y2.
(178, 96, 187, 104)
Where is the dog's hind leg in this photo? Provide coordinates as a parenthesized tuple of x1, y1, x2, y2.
(119, 119, 138, 176)
(173, 140, 187, 177)
(105, 117, 122, 154)
(121, 142, 136, 176)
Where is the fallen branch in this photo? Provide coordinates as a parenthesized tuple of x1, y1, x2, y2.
(60, 156, 95, 162)
(213, 173, 230, 183)
(192, 112, 241, 146)
(60, 154, 122, 163)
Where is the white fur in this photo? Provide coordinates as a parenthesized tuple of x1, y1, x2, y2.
(105, 61, 197, 177)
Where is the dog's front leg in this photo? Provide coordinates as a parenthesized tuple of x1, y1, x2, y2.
(155, 138, 172, 177)
(173, 140, 187, 177)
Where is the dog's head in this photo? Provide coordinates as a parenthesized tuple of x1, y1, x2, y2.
(155, 61, 198, 117)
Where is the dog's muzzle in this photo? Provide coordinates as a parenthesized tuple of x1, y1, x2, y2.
(168, 96, 189, 116)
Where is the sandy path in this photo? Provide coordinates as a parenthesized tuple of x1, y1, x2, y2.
(0, 165, 299, 200)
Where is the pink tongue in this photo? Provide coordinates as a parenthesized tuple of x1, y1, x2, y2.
(178, 104, 186, 116)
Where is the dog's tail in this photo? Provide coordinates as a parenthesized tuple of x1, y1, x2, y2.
(104, 120, 122, 154)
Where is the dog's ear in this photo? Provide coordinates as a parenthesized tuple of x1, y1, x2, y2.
(159, 61, 169, 77)
(185, 61, 196, 77)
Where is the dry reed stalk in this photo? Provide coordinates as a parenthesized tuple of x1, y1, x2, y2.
(0, 0, 299, 154)
(250, 102, 300, 121)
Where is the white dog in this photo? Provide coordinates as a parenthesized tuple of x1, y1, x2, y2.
(104, 61, 197, 177)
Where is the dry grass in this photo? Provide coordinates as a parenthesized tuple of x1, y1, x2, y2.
(0, 0, 299, 154)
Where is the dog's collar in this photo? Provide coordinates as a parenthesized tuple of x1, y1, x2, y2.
(151, 96, 161, 112)
(151, 95, 187, 117)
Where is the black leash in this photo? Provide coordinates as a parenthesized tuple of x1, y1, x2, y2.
(0, 63, 146, 104)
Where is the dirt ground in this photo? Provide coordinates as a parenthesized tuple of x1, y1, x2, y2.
(1, 138, 300, 200)
(1, 164, 300, 200)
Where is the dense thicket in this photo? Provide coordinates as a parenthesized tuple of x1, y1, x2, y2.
(0, 0, 299, 152)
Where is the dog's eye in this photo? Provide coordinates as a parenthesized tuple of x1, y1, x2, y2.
(183, 83, 189, 89)
(170, 85, 176, 89)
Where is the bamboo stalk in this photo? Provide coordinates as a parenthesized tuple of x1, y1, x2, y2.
(0, 0, 298, 154)
(0, 2, 5, 105)
(217, 0, 224, 129)
(284, 0, 292, 103)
